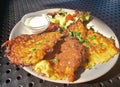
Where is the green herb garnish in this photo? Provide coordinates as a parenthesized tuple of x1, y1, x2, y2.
(68, 31, 86, 43)
(53, 57, 59, 62)
(79, 12, 90, 22)
(90, 35, 96, 40)
(35, 42, 41, 45)
(73, 31, 80, 37)
(86, 43, 91, 48)
(100, 43, 104, 47)
(31, 48, 36, 52)
(76, 36, 85, 43)
(68, 31, 73, 36)
(68, 31, 80, 37)
(109, 36, 115, 39)
(84, 39, 89, 43)
(44, 40, 49, 42)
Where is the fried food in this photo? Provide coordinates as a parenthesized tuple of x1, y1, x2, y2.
(63, 20, 87, 38)
(64, 19, 118, 68)
(2, 32, 62, 65)
(84, 30, 119, 68)
(1, 10, 119, 82)
(34, 36, 87, 82)
(54, 37, 87, 82)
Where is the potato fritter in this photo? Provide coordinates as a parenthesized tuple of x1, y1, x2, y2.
(63, 20, 87, 38)
(84, 30, 119, 68)
(53, 37, 87, 82)
(33, 19, 119, 82)
(2, 32, 62, 65)
(64, 20, 119, 68)
(34, 37, 87, 82)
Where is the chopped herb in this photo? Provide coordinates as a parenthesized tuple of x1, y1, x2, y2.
(76, 36, 85, 43)
(31, 48, 36, 52)
(68, 31, 80, 37)
(93, 43, 96, 45)
(44, 40, 49, 42)
(109, 36, 115, 39)
(90, 35, 96, 40)
(79, 11, 90, 22)
(86, 43, 91, 48)
(68, 31, 73, 36)
(87, 63, 92, 69)
(74, 31, 80, 37)
(100, 43, 104, 47)
(110, 36, 112, 39)
(35, 42, 41, 45)
(84, 39, 89, 43)
(68, 31, 86, 43)
(53, 57, 59, 62)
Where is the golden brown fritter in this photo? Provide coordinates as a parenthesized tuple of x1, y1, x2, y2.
(63, 19, 118, 69)
(84, 30, 119, 68)
(34, 36, 87, 82)
(63, 20, 87, 38)
(2, 32, 62, 66)
(54, 37, 87, 82)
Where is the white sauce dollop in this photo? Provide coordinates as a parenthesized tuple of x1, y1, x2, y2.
(24, 14, 49, 28)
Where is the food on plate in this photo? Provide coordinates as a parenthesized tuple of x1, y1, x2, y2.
(63, 20, 118, 68)
(34, 60, 54, 78)
(63, 20, 87, 38)
(54, 37, 87, 81)
(47, 9, 90, 30)
(34, 36, 87, 82)
(24, 14, 49, 28)
(2, 32, 62, 65)
(2, 9, 119, 82)
(84, 29, 119, 68)
(21, 14, 50, 33)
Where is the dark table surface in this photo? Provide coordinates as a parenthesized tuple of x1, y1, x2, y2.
(0, 0, 120, 87)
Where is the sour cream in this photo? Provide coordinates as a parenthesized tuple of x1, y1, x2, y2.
(21, 13, 49, 33)
(25, 14, 49, 28)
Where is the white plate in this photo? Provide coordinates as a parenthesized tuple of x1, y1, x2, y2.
(9, 8, 119, 84)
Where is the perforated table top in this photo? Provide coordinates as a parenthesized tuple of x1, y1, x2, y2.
(0, 0, 120, 87)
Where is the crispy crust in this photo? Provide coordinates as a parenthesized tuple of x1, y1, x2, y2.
(2, 32, 62, 66)
(84, 30, 119, 68)
(54, 37, 87, 82)
(63, 20, 87, 38)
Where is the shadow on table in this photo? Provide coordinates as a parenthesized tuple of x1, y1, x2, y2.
(0, 0, 9, 29)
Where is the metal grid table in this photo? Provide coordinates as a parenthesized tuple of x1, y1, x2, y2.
(0, 0, 120, 87)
